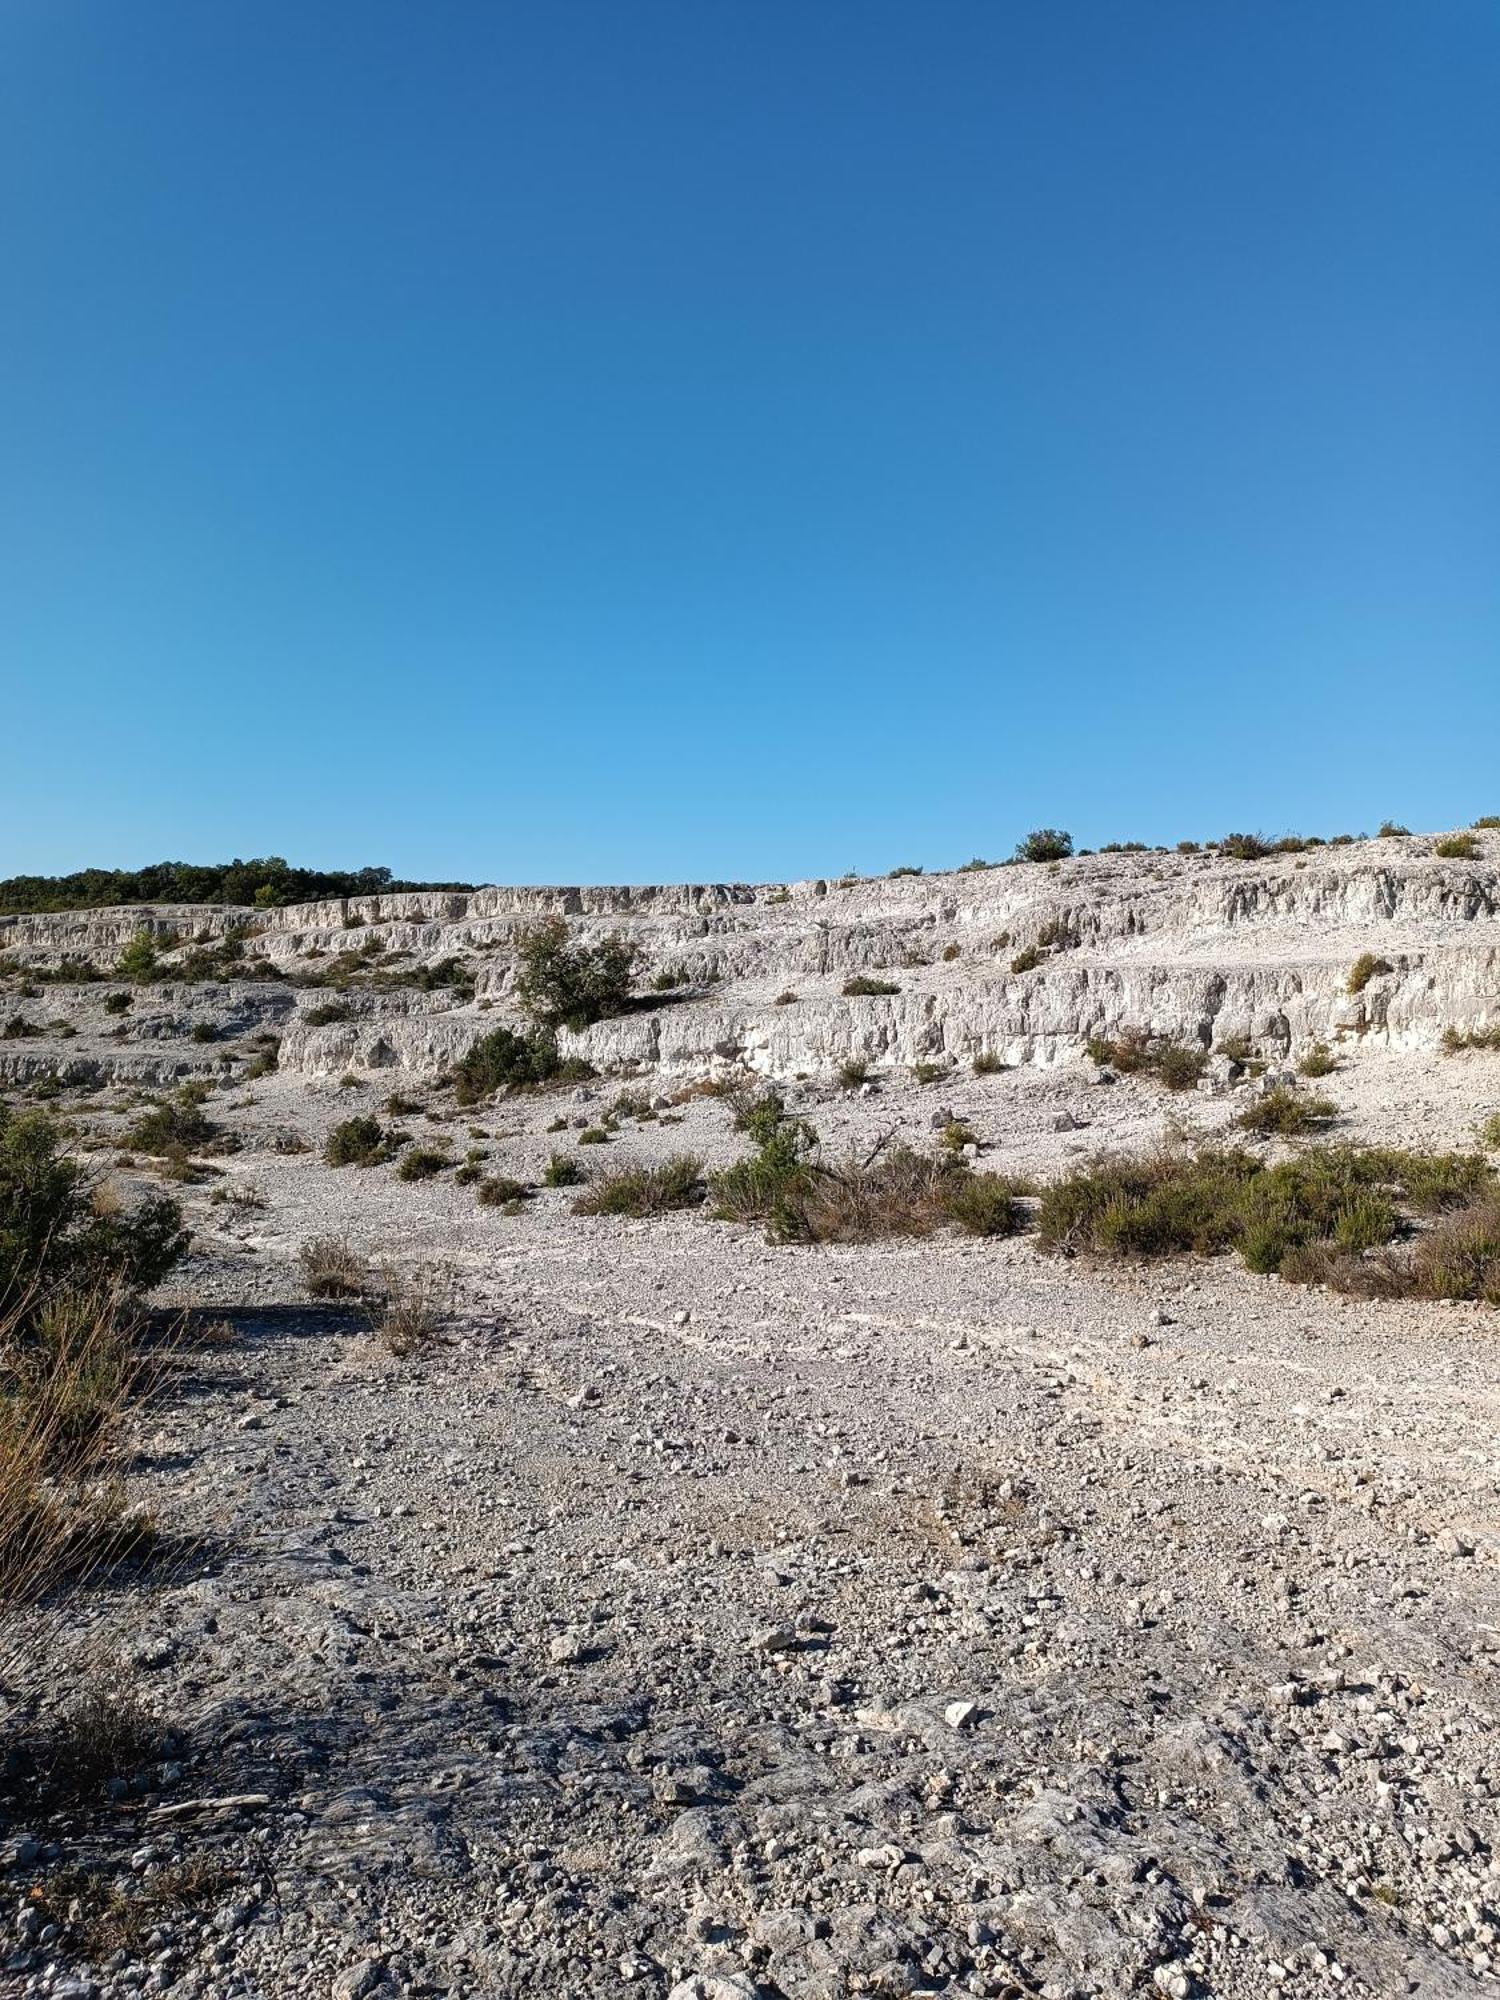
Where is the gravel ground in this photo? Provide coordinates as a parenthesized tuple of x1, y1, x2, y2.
(6, 1047, 1500, 2000)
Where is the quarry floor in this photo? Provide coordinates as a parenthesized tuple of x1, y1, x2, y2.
(12, 1049, 1500, 2000)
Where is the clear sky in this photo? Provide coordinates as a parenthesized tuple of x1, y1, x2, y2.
(3, 3, 1497, 885)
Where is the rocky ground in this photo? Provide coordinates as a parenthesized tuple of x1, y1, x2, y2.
(4, 1039, 1500, 2000)
(4, 836, 1500, 1999)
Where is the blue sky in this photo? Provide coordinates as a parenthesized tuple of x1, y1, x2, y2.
(3, 2, 1497, 884)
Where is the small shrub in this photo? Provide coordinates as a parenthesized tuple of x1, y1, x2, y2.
(887, 864, 923, 878)
(240, 1033, 280, 1080)
(940, 1120, 977, 1152)
(1299, 1043, 1339, 1077)
(299, 1237, 371, 1300)
(734, 1089, 788, 1144)
(710, 1120, 821, 1241)
(1473, 816, 1500, 830)
(573, 1154, 705, 1216)
(1347, 953, 1392, 995)
(1156, 1044, 1209, 1091)
(1237, 1086, 1337, 1137)
(1086, 1033, 1205, 1090)
(385, 1091, 421, 1114)
(1014, 829, 1073, 863)
(943, 1171, 1029, 1237)
(1442, 1024, 1500, 1053)
(542, 1152, 585, 1187)
(577, 1125, 609, 1145)
(842, 976, 900, 997)
(912, 1061, 948, 1085)
(1378, 820, 1410, 838)
(477, 1175, 531, 1207)
(304, 1001, 353, 1026)
(972, 1050, 1007, 1075)
(940, 943, 960, 962)
(1010, 946, 1043, 975)
(397, 1145, 450, 1181)
(837, 1057, 870, 1090)
(33, 1674, 165, 1801)
(324, 1115, 389, 1168)
(1435, 833, 1481, 860)
(2, 1016, 39, 1039)
(1219, 833, 1270, 861)
(126, 1084, 219, 1157)
(103, 991, 131, 1016)
(1411, 1194, 1500, 1304)
(115, 932, 159, 980)
(1479, 1113, 1500, 1152)
(773, 990, 798, 1006)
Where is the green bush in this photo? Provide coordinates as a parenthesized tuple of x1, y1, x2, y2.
(972, 1050, 1007, 1075)
(573, 1155, 705, 1217)
(1298, 1043, 1339, 1077)
(115, 932, 159, 981)
(513, 916, 640, 1032)
(1219, 833, 1270, 861)
(1014, 829, 1073, 863)
(1435, 834, 1481, 860)
(1480, 1114, 1500, 1152)
(1473, 816, 1500, 831)
(1378, 820, 1410, 838)
(1, 1108, 186, 1320)
(542, 1153, 585, 1188)
(103, 992, 131, 1016)
(397, 1146, 450, 1181)
(1085, 1032, 1205, 1090)
(711, 1120, 822, 1242)
(126, 1084, 220, 1157)
(453, 1025, 586, 1103)
(842, 976, 900, 997)
(477, 1175, 532, 1208)
(1009, 946, 1043, 975)
(1033, 1141, 1491, 1287)
(323, 1115, 389, 1168)
(304, 1002, 353, 1026)
(1236, 1086, 1337, 1137)
(734, 1089, 788, 1145)
(837, 1057, 870, 1089)
(942, 1172, 1027, 1237)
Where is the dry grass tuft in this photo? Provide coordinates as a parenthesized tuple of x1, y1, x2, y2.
(376, 1262, 454, 1357)
(298, 1236, 373, 1301)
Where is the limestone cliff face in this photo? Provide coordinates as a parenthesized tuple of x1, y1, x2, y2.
(5, 836, 1499, 1082)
